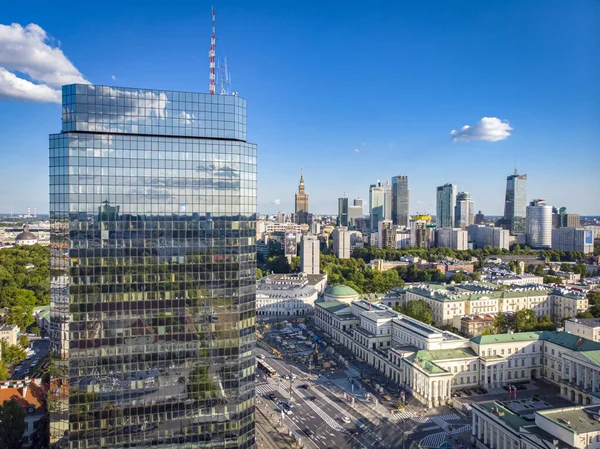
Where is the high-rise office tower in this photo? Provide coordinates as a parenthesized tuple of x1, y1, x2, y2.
(503, 169, 527, 234)
(300, 234, 320, 274)
(382, 180, 392, 221)
(348, 199, 363, 228)
(526, 199, 552, 248)
(369, 181, 385, 231)
(436, 183, 457, 228)
(49, 84, 257, 449)
(454, 192, 474, 229)
(338, 197, 349, 227)
(391, 175, 410, 228)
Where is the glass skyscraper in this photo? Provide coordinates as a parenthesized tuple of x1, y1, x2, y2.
(391, 175, 409, 228)
(436, 183, 457, 228)
(49, 84, 257, 449)
(503, 170, 527, 234)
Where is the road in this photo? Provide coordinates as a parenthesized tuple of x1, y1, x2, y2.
(254, 346, 464, 449)
(10, 337, 51, 380)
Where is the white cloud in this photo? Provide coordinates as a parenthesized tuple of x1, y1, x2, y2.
(451, 117, 513, 142)
(0, 23, 88, 103)
(354, 148, 360, 153)
(0, 67, 61, 103)
(273, 199, 281, 205)
(111, 75, 117, 81)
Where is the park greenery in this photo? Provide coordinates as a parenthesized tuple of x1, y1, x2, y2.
(0, 245, 50, 331)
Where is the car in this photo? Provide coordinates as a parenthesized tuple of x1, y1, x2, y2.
(283, 375, 290, 380)
(304, 429, 313, 437)
(463, 389, 472, 396)
(297, 384, 309, 389)
(282, 401, 294, 409)
(268, 393, 277, 400)
(480, 387, 488, 394)
(259, 354, 265, 359)
(307, 396, 316, 401)
(351, 429, 360, 436)
(341, 416, 351, 424)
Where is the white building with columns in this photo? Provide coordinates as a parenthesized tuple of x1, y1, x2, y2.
(472, 400, 600, 449)
(315, 296, 600, 408)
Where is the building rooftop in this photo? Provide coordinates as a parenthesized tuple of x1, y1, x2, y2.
(471, 331, 549, 345)
(537, 405, 600, 434)
(361, 310, 396, 321)
(472, 330, 600, 352)
(315, 300, 351, 314)
(412, 347, 478, 362)
(477, 401, 529, 432)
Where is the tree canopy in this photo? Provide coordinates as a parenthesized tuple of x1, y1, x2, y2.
(396, 299, 433, 325)
(0, 399, 26, 449)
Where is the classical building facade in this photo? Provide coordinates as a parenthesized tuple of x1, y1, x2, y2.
(256, 273, 325, 317)
(315, 297, 600, 409)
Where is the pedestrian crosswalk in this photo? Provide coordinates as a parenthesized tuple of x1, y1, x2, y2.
(419, 425, 473, 448)
(256, 383, 276, 395)
(344, 367, 361, 378)
(437, 413, 461, 421)
(420, 431, 446, 448)
(300, 395, 343, 431)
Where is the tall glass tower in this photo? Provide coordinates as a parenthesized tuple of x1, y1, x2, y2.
(391, 175, 409, 228)
(49, 84, 257, 449)
(503, 170, 527, 234)
(436, 183, 457, 228)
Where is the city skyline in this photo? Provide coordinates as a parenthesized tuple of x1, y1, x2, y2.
(1, 1, 599, 216)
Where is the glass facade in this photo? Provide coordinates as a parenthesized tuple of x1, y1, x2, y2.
(503, 173, 527, 234)
(391, 175, 409, 228)
(49, 84, 257, 449)
(435, 183, 457, 228)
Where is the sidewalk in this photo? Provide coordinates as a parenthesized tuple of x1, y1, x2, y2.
(256, 403, 298, 449)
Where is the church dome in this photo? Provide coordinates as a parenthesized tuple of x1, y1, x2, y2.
(15, 224, 37, 246)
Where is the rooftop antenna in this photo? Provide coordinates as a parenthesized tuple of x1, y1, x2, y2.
(514, 159, 518, 176)
(219, 55, 231, 95)
(209, 7, 216, 94)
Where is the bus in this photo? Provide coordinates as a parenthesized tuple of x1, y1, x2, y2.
(257, 358, 277, 377)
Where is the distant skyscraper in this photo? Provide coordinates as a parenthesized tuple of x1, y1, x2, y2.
(454, 192, 474, 229)
(49, 84, 256, 448)
(503, 169, 527, 234)
(332, 226, 351, 259)
(526, 199, 552, 248)
(369, 181, 385, 231)
(295, 169, 309, 216)
(338, 197, 349, 227)
(436, 183, 457, 228)
(391, 175, 410, 228)
(348, 199, 363, 228)
(300, 234, 320, 274)
(475, 210, 485, 225)
(382, 180, 392, 221)
(277, 212, 286, 223)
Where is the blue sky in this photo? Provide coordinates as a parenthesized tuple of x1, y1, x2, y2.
(0, 0, 598, 215)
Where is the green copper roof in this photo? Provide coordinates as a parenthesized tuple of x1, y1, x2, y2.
(413, 348, 478, 362)
(477, 402, 528, 432)
(471, 331, 550, 345)
(315, 300, 351, 314)
(324, 285, 359, 298)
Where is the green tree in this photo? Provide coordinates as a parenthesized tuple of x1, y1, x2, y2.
(289, 256, 301, 272)
(0, 399, 26, 449)
(256, 268, 263, 280)
(0, 364, 9, 381)
(482, 328, 492, 336)
(6, 305, 35, 330)
(449, 272, 469, 284)
(534, 264, 545, 276)
(187, 366, 218, 400)
(576, 312, 594, 319)
(544, 275, 564, 285)
(266, 255, 291, 274)
(18, 335, 29, 348)
(515, 309, 538, 332)
(401, 300, 433, 325)
(0, 340, 27, 366)
(493, 312, 509, 334)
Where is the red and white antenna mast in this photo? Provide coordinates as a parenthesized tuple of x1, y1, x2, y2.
(209, 7, 216, 94)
